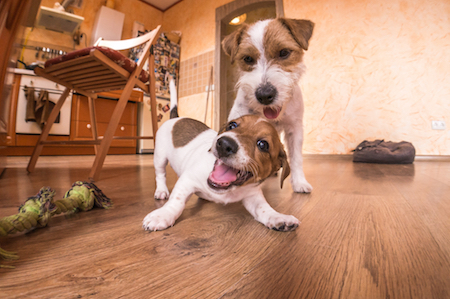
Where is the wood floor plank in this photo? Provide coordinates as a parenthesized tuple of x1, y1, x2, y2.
(220, 162, 450, 299)
(379, 163, 450, 259)
(0, 156, 449, 298)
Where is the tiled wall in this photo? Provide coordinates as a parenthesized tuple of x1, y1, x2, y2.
(179, 50, 214, 98)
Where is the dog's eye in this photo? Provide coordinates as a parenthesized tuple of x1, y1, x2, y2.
(243, 56, 254, 64)
(257, 140, 269, 152)
(226, 121, 238, 131)
(279, 49, 291, 59)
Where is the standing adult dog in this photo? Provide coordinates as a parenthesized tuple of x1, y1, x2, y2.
(222, 18, 314, 193)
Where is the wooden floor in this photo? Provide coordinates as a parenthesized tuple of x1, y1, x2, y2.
(0, 155, 449, 298)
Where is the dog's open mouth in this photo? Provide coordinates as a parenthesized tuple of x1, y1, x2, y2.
(207, 159, 253, 190)
(263, 107, 281, 119)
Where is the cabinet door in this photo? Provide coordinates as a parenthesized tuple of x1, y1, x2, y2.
(72, 96, 137, 124)
(70, 95, 138, 148)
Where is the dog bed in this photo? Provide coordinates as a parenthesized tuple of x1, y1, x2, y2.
(353, 139, 415, 164)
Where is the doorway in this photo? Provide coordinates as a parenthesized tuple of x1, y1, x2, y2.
(214, 0, 284, 130)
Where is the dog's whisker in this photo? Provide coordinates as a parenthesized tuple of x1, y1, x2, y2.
(247, 159, 259, 180)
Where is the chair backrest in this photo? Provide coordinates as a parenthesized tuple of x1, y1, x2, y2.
(94, 25, 162, 51)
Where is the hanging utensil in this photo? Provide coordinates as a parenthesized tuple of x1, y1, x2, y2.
(17, 60, 41, 70)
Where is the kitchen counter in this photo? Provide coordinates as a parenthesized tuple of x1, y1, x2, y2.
(5, 70, 143, 156)
(12, 68, 36, 76)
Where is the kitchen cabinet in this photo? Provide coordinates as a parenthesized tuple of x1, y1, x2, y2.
(5, 73, 143, 155)
(70, 92, 141, 153)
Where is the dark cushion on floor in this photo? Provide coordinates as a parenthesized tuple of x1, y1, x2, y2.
(44, 46, 149, 83)
(353, 139, 415, 164)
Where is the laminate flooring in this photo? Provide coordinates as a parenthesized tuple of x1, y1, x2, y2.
(0, 155, 449, 298)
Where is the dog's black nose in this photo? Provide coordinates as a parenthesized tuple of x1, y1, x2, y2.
(255, 83, 277, 105)
(216, 136, 238, 157)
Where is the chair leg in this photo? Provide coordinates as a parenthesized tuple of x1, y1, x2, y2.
(27, 88, 71, 173)
(88, 81, 136, 181)
(148, 58, 158, 140)
(87, 97, 99, 155)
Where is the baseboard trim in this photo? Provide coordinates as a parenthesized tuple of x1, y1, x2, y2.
(303, 154, 450, 162)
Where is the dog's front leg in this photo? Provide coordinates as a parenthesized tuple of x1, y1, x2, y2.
(285, 125, 313, 193)
(143, 177, 193, 231)
(227, 90, 251, 121)
(242, 190, 299, 231)
(153, 142, 170, 200)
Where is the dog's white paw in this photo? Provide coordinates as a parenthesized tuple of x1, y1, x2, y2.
(143, 208, 175, 231)
(291, 178, 313, 193)
(264, 214, 300, 232)
(154, 187, 169, 200)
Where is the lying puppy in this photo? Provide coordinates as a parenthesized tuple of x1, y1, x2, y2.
(142, 84, 298, 231)
(222, 18, 314, 193)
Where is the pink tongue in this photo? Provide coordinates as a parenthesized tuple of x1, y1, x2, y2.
(210, 162, 238, 184)
(263, 107, 280, 119)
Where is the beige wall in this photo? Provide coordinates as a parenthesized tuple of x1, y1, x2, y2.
(285, 0, 450, 155)
(165, 0, 450, 155)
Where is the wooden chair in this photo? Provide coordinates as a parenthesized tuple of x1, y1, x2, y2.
(27, 25, 162, 181)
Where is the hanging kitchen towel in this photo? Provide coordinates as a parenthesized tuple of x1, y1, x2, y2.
(25, 86, 36, 122)
(353, 139, 415, 164)
(35, 90, 59, 127)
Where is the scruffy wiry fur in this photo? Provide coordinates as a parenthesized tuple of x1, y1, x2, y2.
(222, 18, 314, 193)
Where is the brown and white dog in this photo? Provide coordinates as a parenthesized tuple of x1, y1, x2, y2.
(222, 18, 314, 193)
(142, 97, 298, 232)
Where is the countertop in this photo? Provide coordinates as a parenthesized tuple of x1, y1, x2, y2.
(12, 68, 36, 76)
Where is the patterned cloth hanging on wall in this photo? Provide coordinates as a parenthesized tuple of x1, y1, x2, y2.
(153, 33, 180, 98)
(129, 32, 180, 98)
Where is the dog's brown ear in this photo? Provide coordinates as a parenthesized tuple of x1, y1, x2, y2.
(222, 23, 248, 63)
(278, 18, 314, 50)
(279, 148, 290, 189)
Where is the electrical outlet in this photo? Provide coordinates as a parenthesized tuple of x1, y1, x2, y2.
(205, 84, 215, 92)
(431, 120, 446, 130)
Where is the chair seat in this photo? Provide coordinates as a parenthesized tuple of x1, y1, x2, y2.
(44, 46, 149, 83)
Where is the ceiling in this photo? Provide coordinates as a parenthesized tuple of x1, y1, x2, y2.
(140, 0, 183, 11)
